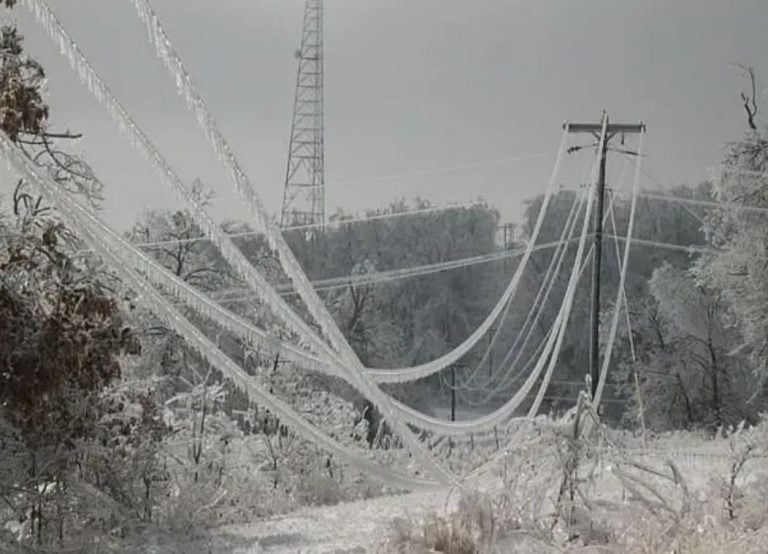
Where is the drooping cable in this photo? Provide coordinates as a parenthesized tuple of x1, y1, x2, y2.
(457, 190, 585, 403)
(281, 201, 486, 232)
(214, 238, 578, 301)
(25, 0, 608, 440)
(25, 0, 583, 444)
(383, 136, 601, 434)
(24, 0, 454, 479)
(525, 116, 609, 417)
(0, 131, 442, 490)
(129, 0, 570, 384)
(607, 190, 637, 362)
(125, 0, 582, 447)
(365, 132, 570, 383)
(459, 150, 623, 404)
(459, 155, 612, 403)
(456, 187, 585, 395)
(30, 0, 572, 392)
(593, 132, 645, 405)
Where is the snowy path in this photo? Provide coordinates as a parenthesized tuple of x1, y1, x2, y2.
(157, 436, 742, 554)
(201, 449, 737, 553)
(213, 485, 457, 553)
(203, 458, 502, 554)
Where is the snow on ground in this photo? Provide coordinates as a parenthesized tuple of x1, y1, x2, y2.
(216, 486, 449, 553)
(126, 431, 758, 553)
(191, 457, 500, 553)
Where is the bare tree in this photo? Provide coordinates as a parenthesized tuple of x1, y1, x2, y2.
(736, 64, 759, 131)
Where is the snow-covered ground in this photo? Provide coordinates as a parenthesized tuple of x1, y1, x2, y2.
(209, 443, 745, 553)
(177, 454, 502, 553)
(117, 429, 761, 553)
(217, 486, 449, 553)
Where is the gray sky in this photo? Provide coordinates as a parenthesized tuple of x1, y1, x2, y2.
(7, 0, 768, 230)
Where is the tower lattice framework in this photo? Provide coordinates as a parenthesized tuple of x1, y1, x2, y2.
(280, 0, 325, 229)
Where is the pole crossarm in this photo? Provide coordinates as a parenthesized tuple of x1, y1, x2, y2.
(565, 121, 646, 135)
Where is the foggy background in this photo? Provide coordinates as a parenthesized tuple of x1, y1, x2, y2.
(5, 0, 767, 230)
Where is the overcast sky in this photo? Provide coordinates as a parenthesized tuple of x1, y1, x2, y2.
(6, 0, 768, 230)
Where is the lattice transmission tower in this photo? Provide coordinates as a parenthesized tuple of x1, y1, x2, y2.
(280, 0, 325, 230)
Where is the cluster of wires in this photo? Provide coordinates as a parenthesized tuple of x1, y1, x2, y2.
(8, 0, 656, 486)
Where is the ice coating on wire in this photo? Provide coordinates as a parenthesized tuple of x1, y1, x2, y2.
(366, 132, 569, 382)
(22, 0, 592, 440)
(458, 190, 586, 403)
(123, 0, 568, 393)
(385, 152, 599, 435)
(22, 0, 457, 481)
(461, 159, 623, 403)
(526, 118, 610, 415)
(458, 188, 585, 395)
(128, 0, 567, 383)
(216, 239, 573, 302)
(0, 131, 441, 491)
(20, 0, 343, 369)
(594, 133, 645, 405)
(25, 0, 455, 479)
(387, 134, 604, 434)
(125, 0, 583, 437)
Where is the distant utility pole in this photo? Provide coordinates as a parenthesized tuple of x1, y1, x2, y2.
(564, 113, 645, 402)
(499, 223, 515, 250)
(499, 223, 515, 271)
(280, 0, 325, 231)
(450, 365, 457, 422)
(487, 330, 494, 378)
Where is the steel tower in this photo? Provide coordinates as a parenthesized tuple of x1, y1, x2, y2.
(280, 0, 325, 230)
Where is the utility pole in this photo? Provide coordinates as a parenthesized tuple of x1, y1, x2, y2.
(450, 365, 457, 422)
(488, 330, 494, 378)
(564, 114, 645, 402)
(499, 222, 515, 271)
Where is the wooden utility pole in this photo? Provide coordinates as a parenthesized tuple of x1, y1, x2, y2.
(487, 330, 494, 378)
(499, 223, 515, 271)
(450, 365, 457, 422)
(564, 114, 645, 401)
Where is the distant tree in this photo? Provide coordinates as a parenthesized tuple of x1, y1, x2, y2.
(516, 185, 709, 419)
(127, 181, 230, 290)
(617, 263, 758, 431)
(696, 126, 768, 376)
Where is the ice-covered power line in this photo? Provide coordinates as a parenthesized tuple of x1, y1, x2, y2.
(606, 235, 715, 254)
(18, 0, 683, 466)
(634, 165, 768, 215)
(213, 238, 579, 302)
(281, 200, 487, 231)
(459, 162, 635, 404)
(26, 0, 455, 481)
(85, 200, 489, 252)
(593, 132, 645, 406)
(0, 127, 442, 490)
(456, 189, 587, 397)
(639, 191, 768, 216)
(125, 0, 585, 436)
